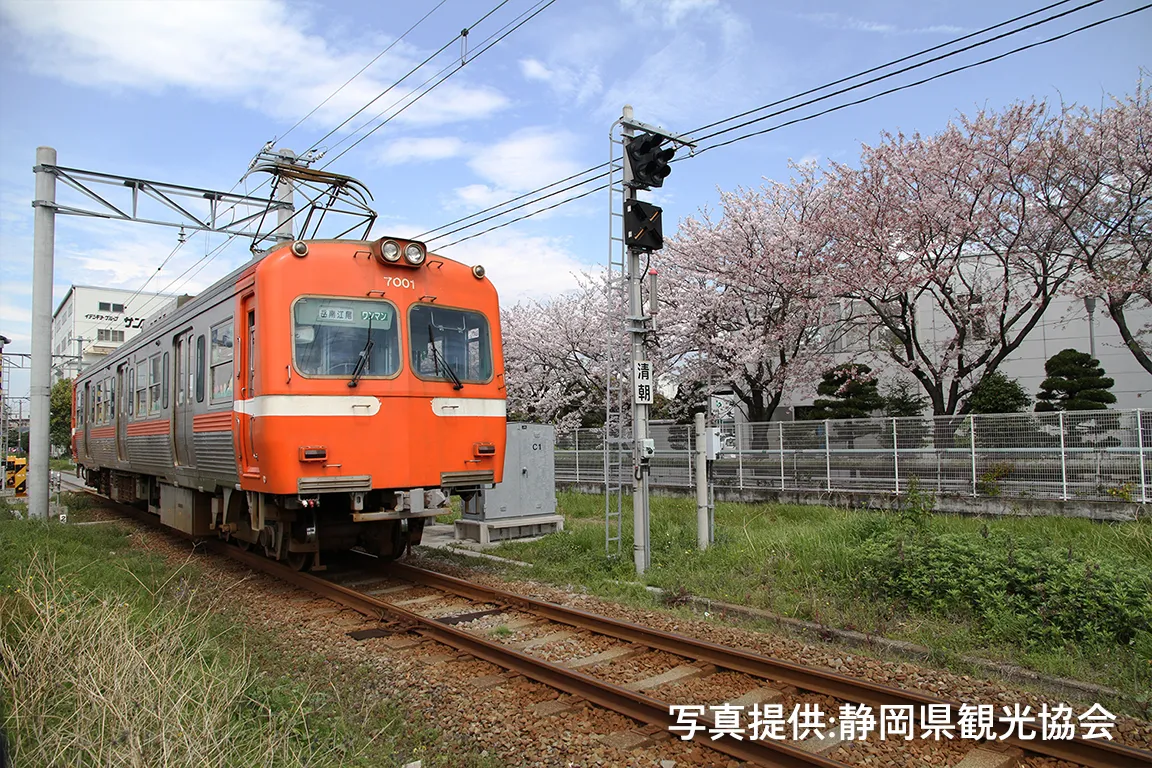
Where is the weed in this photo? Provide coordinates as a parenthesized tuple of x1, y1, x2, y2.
(491, 624, 512, 638)
(976, 461, 1016, 497)
(489, 491, 1152, 705)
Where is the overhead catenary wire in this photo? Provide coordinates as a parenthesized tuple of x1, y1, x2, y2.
(420, 0, 1108, 246)
(277, 0, 451, 147)
(428, 1, 1149, 248)
(690, 2, 1152, 155)
(100, 0, 550, 322)
(320, 0, 561, 170)
(306, 0, 516, 156)
(419, 0, 1099, 245)
(685, 0, 1083, 137)
(686, 0, 1108, 145)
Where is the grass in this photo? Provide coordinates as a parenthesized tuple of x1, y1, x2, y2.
(484, 490, 1152, 712)
(49, 457, 75, 471)
(0, 516, 498, 768)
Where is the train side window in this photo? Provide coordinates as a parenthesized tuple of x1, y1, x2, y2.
(96, 381, 103, 423)
(149, 355, 162, 413)
(137, 361, 148, 415)
(127, 367, 134, 417)
(210, 321, 234, 401)
(196, 335, 206, 403)
(109, 376, 115, 421)
(162, 352, 170, 409)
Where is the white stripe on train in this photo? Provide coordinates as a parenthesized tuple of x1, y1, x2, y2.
(230, 395, 505, 418)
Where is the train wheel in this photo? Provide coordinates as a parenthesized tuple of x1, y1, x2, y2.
(235, 538, 253, 552)
(286, 550, 312, 571)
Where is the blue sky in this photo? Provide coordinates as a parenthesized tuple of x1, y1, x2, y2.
(1, 0, 1149, 397)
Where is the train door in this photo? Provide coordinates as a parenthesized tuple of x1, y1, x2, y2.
(172, 331, 196, 467)
(115, 363, 127, 461)
(81, 381, 90, 459)
(237, 293, 259, 477)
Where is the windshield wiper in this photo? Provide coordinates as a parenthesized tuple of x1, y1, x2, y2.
(428, 324, 463, 390)
(347, 317, 374, 388)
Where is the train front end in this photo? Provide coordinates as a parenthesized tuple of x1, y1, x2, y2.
(233, 237, 506, 565)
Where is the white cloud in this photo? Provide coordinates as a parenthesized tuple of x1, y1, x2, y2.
(517, 57, 602, 106)
(468, 128, 583, 193)
(443, 231, 586, 303)
(0, 0, 509, 130)
(800, 13, 965, 35)
(620, 0, 722, 27)
(520, 58, 552, 82)
(377, 137, 467, 166)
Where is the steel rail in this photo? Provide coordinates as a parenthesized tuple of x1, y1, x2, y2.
(388, 562, 1152, 768)
(58, 480, 1150, 768)
(207, 542, 840, 768)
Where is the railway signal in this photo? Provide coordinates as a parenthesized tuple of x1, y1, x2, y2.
(609, 109, 694, 574)
(624, 132, 675, 189)
(624, 199, 663, 251)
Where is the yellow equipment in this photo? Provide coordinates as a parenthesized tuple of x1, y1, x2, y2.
(5, 456, 27, 497)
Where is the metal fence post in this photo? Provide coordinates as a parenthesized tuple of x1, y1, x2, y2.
(824, 419, 832, 492)
(778, 421, 785, 490)
(687, 427, 693, 489)
(574, 429, 580, 485)
(892, 417, 900, 494)
(1139, 409, 1148, 503)
(969, 414, 977, 497)
(737, 423, 744, 489)
(1059, 411, 1068, 501)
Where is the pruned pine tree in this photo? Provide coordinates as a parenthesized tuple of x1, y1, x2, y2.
(1034, 349, 1117, 412)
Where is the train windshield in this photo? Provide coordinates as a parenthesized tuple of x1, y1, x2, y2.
(410, 305, 493, 384)
(293, 297, 400, 378)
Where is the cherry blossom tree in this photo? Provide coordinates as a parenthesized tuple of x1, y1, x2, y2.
(654, 164, 840, 425)
(1052, 85, 1152, 375)
(825, 100, 1082, 415)
(500, 276, 611, 433)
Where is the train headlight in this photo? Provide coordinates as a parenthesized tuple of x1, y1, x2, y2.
(380, 240, 401, 262)
(472, 264, 486, 279)
(404, 242, 426, 265)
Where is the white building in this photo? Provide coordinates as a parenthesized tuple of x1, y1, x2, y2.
(51, 285, 182, 381)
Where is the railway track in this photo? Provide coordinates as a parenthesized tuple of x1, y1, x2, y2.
(55, 476, 1152, 768)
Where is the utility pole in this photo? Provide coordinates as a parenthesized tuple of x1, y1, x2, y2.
(272, 149, 297, 242)
(621, 107, 651, 574)
(28, 147, 58, 520)
(24, 147, 291, 522)
(614, 108, 693, 574)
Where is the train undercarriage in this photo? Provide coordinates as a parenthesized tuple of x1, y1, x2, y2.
(83, 467, 455, 570)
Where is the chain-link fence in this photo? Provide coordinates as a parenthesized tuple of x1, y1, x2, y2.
(556, 409, 1151, 504)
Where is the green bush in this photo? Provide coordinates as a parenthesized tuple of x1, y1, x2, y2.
(858, 525, 1152, 651)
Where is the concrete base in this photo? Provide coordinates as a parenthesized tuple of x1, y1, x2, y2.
(454, 514, 565, 545)
(557, 481, 1144, 521)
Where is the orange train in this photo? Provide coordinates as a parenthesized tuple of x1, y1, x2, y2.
(72, 237, 506, 569)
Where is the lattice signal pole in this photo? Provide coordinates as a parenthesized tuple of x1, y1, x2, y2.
(606, 108, 692, 574)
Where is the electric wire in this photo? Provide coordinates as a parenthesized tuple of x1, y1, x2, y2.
(99, 0, 536, 322)
(690, 2, 1152, 155)
(686, 0, 1081, 137)
(421, 0, 1106, 244)
(320, 0, 560, 169)
(305, 0, 514, 155)
(429, 2, 1149, 248)
(686, 0, 1107, 145)
(277, 0, 451, 146)
(437, 182, 610, 248)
